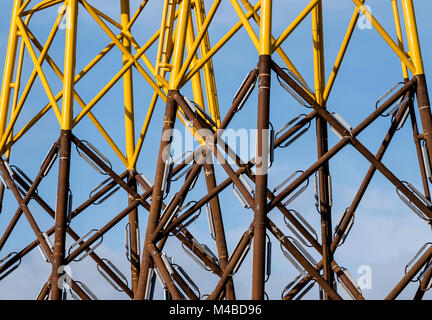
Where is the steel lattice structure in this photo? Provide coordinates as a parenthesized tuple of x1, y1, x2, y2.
(0, 0, 431, 300)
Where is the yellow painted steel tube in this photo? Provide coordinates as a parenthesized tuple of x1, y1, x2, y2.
(5, 35, 26, 159)
(181, 1, 262, 87)
(260, 0, 272, 55)
(121, 0, 136, 168)
(20, 0, 64, 16)
(18, 0, 32, 15)
(351, 0, 416, 74)
(16, 18, 62, 123)
(272, 0, 320, 52)
(169, 0, 191, 90)
(0, 0, 21, 137)
(61, 0, 78, 130)
(10, 35, 118, 149)
(401, 0, 424, 75)
(73, 32, 167, 126)
(230, 0, 260, 52)
(0, 11, 64, 154)
(130, 92, 159, 168)
(81, 0, 166, 99)
(391, 0, 409, 79)
(186, 15, 206, 109)
(240, 0, 311, 98)
(323, 1, 363, 102)
(173, 0, 221, 91)
(312, 1, 325, 105)
(193, 0, 220, 126)
(29, 33, 128, 166)
(155, 0, 172, 76)
(85, 2, 122, 30)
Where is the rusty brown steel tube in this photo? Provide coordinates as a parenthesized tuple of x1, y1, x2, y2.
(37, 281, 51, 300)
(0, 159, 53, 263)
(70, 170, 129, 219)
(386, 243, 432, 299)
(415, 74, 432, 165)
(408, 102, 431, 200)
(171, 269, 199, 300)
(315, 104, 334, 299)
(0, 141, 59, 252)
(414, 256, 432, 300)
(268, 63, 416, 212)
(12, 172, 134, 298)
(177, 230, 223, 276)
(207, 227, 254, 300)
(158, 112, 316, 240)
(252, 54, 270, 300)
(266, 219, 342, 300)
(173, 93, 256, 206)
(154, 155, 205, 233)
(70, 280, 92, 300)
(50, 130, 72, 300)
(284, 89, 415, 300)
(127, 173, 140, 294)
(72, 136, 143, 204)
(331, 95, 412, 250)
(203, 161, 236, 299)
(148, 243, 182, 300)
(135, 92, 179, 299)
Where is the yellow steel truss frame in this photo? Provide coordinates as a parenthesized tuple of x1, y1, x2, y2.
(0, 0, 427, 170)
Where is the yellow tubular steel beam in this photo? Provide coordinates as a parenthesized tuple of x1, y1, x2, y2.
(5, 34, 26, 159)
(391, 0, 409, 79)
(401, 0, 424, 75)
(16, 19, 62, 123)
(351, 0, 416, 74)
(18, 0, 32, 14)
(272, 0, 319, 52)
(23, 26, 129, 167)
(132, 17, 186, 167)
(155, 0, 175, 76)
(169, 1, 207, 142)
(240, 0, 311, 93)
(8, 35, 118, 151)
(127, 1, 149, 30)
(130, 25, 196, 168)
(312, 2, 325, 105)
(0, 0, 21, 137)
(173, 0, 221, 91)
(125, 32, 169, 90)
(72, 31, 167, 127)
(181, 1, 262, 87)
(169, 0, 191, 90)
(0, 11, 64, 153)
(62, 0, 78, 131)
(323, 1, 364, 103)
(186, 14, 206, 109)
(84, 2, 123, 30)
(230, 0, 260, 52)
(20, 0, 64, 16)
(80, 0, 166, 100)
(193, 0, 220, 126)
(260, 0, 272, 55)
(130, 92, 159, 168)
(121, 0, 136, 169)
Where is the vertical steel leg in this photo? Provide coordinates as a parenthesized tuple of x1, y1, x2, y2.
(50, 0, 78, 299)
(50, 129, 72, 299)
(252, 54, 271, 300)
(135, 92, 178, 299)
(312, 2, 334, 298)
(204, 161, 236, 299)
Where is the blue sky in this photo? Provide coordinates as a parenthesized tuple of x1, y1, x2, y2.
(0, 0, 432, 300)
